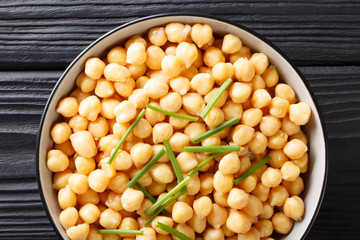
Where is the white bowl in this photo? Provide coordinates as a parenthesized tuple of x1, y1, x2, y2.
(37, 13, 328, 240)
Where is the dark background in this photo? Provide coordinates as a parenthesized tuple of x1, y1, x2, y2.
(1, 0, 360, 239)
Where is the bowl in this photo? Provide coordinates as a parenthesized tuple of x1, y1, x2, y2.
(37, 13, 328, 240)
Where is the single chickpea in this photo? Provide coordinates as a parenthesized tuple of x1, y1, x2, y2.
(251, 74, 266, 90)
(56, 97, 79, 118)
(107, 46, 127, 65)
(248, 131, 267, 155)
(191, 23, 213, 47)
(147, 181, 166, 196)
(207, 203, 228, 229)
(85, 57, 105, 80)
(98, 134, 120, 156)
(69, 114, 88, 133)
(133, 118, 152, 139)
(226, 210, 251, 234)
(78, 95, 101, 121)
(262, 65, 279, 88)
(151, 216, 173, 235)
(272, 212, 294, 234)
(127, 63, 147, 80)
(243, 195, 263, 218)
(181, 64, 199, 80)
(99, 208, 121, 229)
(229, 82, 252, 103)
(77, 189, 100, 206)
(238, 174, 257, 193)
(193, 196, 212, 219)
(53, 169, 72, 190)
(176, 42, 198, 68)
(222, 100, 243, 121)
(184, 122, 206, 140)
(182, 93, 205, 116)
(95, 78, 114, 98)
(259, 115, 281, 137)
(79, 203, 100, 224)
(219, 152, 241, 175)
(199, 66, 212, 74)
(68, 173, 89, 195)
(252, 182, 270, 202)
(282, 176, 304, 196)
(290, 130, 308, 145)
(105, 192, 123, 212)
(192, 48, 203, 68)
(269, 185, 289, 207)
(101, 98, 120, 120)
(213, 170, 234, 193)
(130, 142, 153, 167)
(143, 78, 169, 99)
(88, 117, 109, 141)
(233, 57, 255, 82)
(188, 214, 207, 234)
(212, 62, 234, 85)
(222, 34, 242, 54)
(145, 45, 165, 70)
(70, 131, 97, 158)
(150, 163, 174, 184)
(259, 202, 274, 220)
(51, 122, 72, 145)
(59, 207, 78, 230)
(190, 73, 215, 95)
(199, 173, 214, 195)
(174, 223, 195, 240)
(268, 130, 288, 150)
(119, 217, 139, 237)
(187, 174, 201, 196)
(203, 46, 225, 67)
(172, 201, 194, 223)
(126, 42, 147, 66)
(255, 219, 273, 238)
(227, 188, 249, 210)
(293, 152, 308, 173)
(232, 124, 256, 146)
(165, 22, 186, 43)
(281, 116, 300, 136)
(281, 161, 300, 181)
(238, 155, 251, 175)
(148, 27, 167, 46)
(213, 191, 229, 207)
(261, 167, 282, 188)
(237, 227, 260, 240)
(229, 46, 252, 63)
(251, 89, 271, 109)
(203, 227, 224, 240)
(160, 92, 182, 112)
(104, 63, 131, 82)
(249, 53, 269, 75)
(169, 132, 190, 153)
(275, 83, 296, 103)
(108, 172, 129, 193)
(66, 223, 90, 240)
(161, 55, 182, 78)
(113, 100, 136, 123)
(136, 227, 156, 240)
(169, 76, 190, 95)
(58, 185, 77, 209)
(135, 76, 149, 89)
(176, 152, 198, 173)
(128, 89, 149, 109)
(283, 196, 305, 221)
(76, 72, 97, 93)
(283, 139, 308, 160)
(204, 107, 225, 128)
(169, 110, 191, 129)
(88, 169, 110, 193)
(289, 102, 311, 125)
(145, 101, 166, 126)
(241, 108, 263, 127)
(121, 188, 144, 212)
(47, 149, 69, 172)
(114, 78, 135, 97)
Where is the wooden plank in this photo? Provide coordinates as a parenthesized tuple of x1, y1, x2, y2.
(0, 1, 360, 70)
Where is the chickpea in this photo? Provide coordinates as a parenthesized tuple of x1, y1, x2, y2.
(172, 201, 193, 223)
(56, 97, 79, 118)
(203, 46, 225, 67)
(128, 89, 149, 109)
(188, 214, 207, 234)
(241, 108, 263, 127)
(98, 134, 120, 156)
(145, 45, 165, 70)
(251, 74, 266, 91)
(289, 102, 311, 125)
(130, 142, 153, 167)
(268, 130, 288, 150)
(47, 149, 69, 172)
(77, 189, 100, 206)
(190, 73, 215, 95)
(78, 95, 101, 121)
(75, 72, 97, 93)
(242, 195, 263, 218)
(88, 169, 110, 193)
(143, 78, 169, 99)
(203, 228, 224, 240)
(100, 98, 119, 120)
(251, 89, 271, 109)
(202, 135, 221, 148)
(290, 130, 308, 145)
(121, 188, 144, 212)
(168, 132, 190, 153)
(251, 183, 269, 203)
(133, 118, 152, 139)
(174, 152, 197, 173)
(147, 181, 166, 196)
(259, 115, 281, 137)
(222, 100, 243, 121)
(248, 131, 267, 155)
(229, 46, 252, 63)
(219, 152, 241, 175)
(226, 210, 251, 234)
(227, 188, 249, 210)
(70, 88, 91, 103)
(231, 125, 254, 147)
(281, 116, 300, 137)
(79, 203, 100, 224)
(191, 23, 213, 47)
(185, 173, 201, 196)
(114, 78, 135, 97)
(119, 217, 139, 237)
(237, 227, 260, 240)
(85, 57, 105, 80)
(108, 172, 129, 193)
(283, 196, 305, 221)
(176, 42, 198, 68)
(150, 216, 173, 235)
(107, 46, 127, 65)
(280, 161, 300, 181)
(161, 55, 182, 78)
(233, 58, 255, 82)
(182, 93, 205, 116)
(213, 190, 228, 207)
(269, 185, 289, 207)
(160, 92, 182, 112)
(212, 62, 234, 85)
(229, 82, 252, 104)
(148, 27, 167, 46)
(261, 65, 278, 88)
(238, 174, 257, 193)
(169, 110, 191, 129)
(213, 170, 234, 193)
(152, 144, 169, 163)
(204, 107, 225, 129)
(255, 219, 273, 238)
(59, 207, 78, 230)
(282, 177, 304, 196)
(58, 185, 77, 209)
(104, 63, 131, 82)
(174, 223, 195, 240)
(70, 131, 97, 158)
(204, 89, 228, 109)
(293, 152, 308, 173)
(249, 53, 269, 75)
(207, 203, 228, 228)
(165, 22, 187, 43)
(192, 196, 212, 219)
(283, 139, 308, 160)
(136, 227, 156, 240)
(51, 122, 72, 145)
(113, 100, 136, 123)
(68, 173, 89, 195)
(222, 34, 242, 54)
(238, 155, 251, 175)
(126, 42, 147, 66)
(99, 208, 121, 229)
(146, 70, 172, 83)
(181, 64, 199, 80)
(104, 192, 123, 212)
(135, 76, 149, 89)
(94, 78, 114, 98)
(150, 163, 174, 184)
(199, 173, 214, 195)
(66, 223, 90, 240)
(169, 76, 190, 95)
(53, 169, 72, 190)
(258, 202, 274, 220)
(261, 168, 282, 188)
(275, 83, 296, 103)
(69, 114, 88, 133)
(272, 212, 294, 234)
(88, 117, 108, 141)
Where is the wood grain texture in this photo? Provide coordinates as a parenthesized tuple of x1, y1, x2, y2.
(1, 0, 360, 70)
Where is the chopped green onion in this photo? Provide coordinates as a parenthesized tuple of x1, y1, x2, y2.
(106, 109, 146, 165)
(163, 139, 187, 194)
(192, 116, 239, 143)
(128, 149, 166, 188)
(156, 222, 192, 240)
(188, 153, 221, 177)
(234, 156, 271, 185)
(145, 176, 191, 216)
(200, 78, 233, 119)
(184, 145, 240, 153)
(98, 229, 143, 235)
(144, 192, 183, 226)
(135, 183, 168, 215)
(146, 104, 198, 121)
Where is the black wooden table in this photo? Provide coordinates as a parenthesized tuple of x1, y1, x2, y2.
(1, 1, 359, 239)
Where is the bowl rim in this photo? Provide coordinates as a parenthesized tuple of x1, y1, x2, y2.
(36, 12, 328, 240)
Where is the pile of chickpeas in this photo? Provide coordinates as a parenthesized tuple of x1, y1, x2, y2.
(47, 22, 311, 240)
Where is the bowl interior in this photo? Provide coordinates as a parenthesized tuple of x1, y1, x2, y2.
(38, 14, 327, 240)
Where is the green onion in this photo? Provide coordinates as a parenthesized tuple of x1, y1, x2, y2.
(234, 156, 271, 185)
(135, 183, 168, 215)
(156, 222, 192, 240)
(184, 145, 240, 153)
(146, 104, 198, 121)
(98, 229, 143, 235)
(200, 78, 233, 119)
(163, 139, 187, 194)
(128, 149, 166, 188)
(144, 176, 191, 216)
(188, 153, 221, 176)
(192, 116, 239, 143)
(106, 109, 146, 165)
(144, 192, 183, 226)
